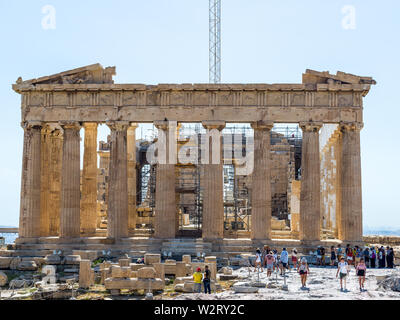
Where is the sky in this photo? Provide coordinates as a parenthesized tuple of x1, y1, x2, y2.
(0, 0, 399, 230)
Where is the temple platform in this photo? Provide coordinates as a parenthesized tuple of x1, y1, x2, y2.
(4, 237, 361, 259)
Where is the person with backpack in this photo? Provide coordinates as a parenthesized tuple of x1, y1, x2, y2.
(356, 258, 367, 292)
(370, 247, 376, 268)
(298, 257, 310, 289)
(336, 257, 350, 292)
(279, 248, 289, 275)
(203, 265, 211, 294)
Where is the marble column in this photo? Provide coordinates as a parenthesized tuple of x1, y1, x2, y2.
(250, 121, 273, 240)
(127, 123, 138, 234)
(19, 121, 43, 238)
(48, 127, 63, 236)
(201, 121, 225, 240)
(59, 121, 81, 238)
(40, 125, 51, 237)
(153, 121, 177, 239)
(339, 122, 363, 242)
(80, 123, 98, 235)
(107, 121, 129, 239)
(299, 122, 322, 242)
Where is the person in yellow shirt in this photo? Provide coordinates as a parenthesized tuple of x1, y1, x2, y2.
(193, 267, 203, 293)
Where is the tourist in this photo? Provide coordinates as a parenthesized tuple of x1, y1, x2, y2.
(193, 267, 203, 293)
(320, 246, 326, 266)
(262, 245, 270, 268)
(356, 258, 367, 292)
(265, 251, 275, 277)
(273, 249, 278, 272)
(203, 265, 211, 294)
(363, 247, 370, 267)
(298, 257, 310, 288)
(378, 247, 385, 268)
(337, 244, 343, 262)
(354, 246, 362, 269)
(330, 246, 337, 266)
(316, 246, 322, 266)
(254, 248, 263, 272)
(370, 247, 376, 268)
(336, 257, 350, 292)
(346, 244, 354, 265)
(280, 248, 289, 275)
(387, 247, 394, 269)
(291, 248, 298, 269)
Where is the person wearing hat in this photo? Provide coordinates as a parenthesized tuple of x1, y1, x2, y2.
(298, 257, 310, 288)
(193, 267, 203, 293)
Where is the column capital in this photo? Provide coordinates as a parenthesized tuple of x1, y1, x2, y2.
(339, 122, 363, 132)
(22, 121, 43, 130)
(251, 120, 274, 131)
(154, 120, 177, 131)
(59, 121, 81, 130)
(202, 120, 226, 131)
(83, 122, 98, 130)
(106, 121, 130, 131)
(128, 122, 139, 130)
(299, 121, 323, 132)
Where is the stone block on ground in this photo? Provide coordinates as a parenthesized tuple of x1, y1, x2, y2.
(182, 255, 191, 264)
(17, 260, 38, 271)
(137, 267, 157, 279)
(79, 260, 94, 289)
(232, 282, 259, 293)
(0, 257, 12, 269)
(73, 250, 99, 261)
(63, 255, 81, 265)
(10, 257, 22, 270)
(119, 259, 130, 267)
(144, 253, 161, 265)
(152, 263, 165, 282)
(0, 271, 8, 286)
(44, 254, 61, 265)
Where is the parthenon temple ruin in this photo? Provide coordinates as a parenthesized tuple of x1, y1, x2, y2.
(12, 64, 376, 256)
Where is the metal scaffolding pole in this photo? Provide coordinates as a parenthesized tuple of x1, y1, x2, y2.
(209, 0, 221, 83)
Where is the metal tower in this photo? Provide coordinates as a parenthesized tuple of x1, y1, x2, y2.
(209, 0, 221, 83)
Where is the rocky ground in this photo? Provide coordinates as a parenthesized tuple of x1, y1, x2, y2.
(169, 266, 400, 300)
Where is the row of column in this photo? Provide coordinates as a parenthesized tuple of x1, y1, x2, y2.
(19, 120, 363, 242)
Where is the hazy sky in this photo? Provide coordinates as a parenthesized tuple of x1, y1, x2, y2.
(0, 0, 399, 229)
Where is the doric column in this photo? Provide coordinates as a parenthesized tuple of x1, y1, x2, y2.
(80, 123, 98, 235)
(40, 125, 51, 237)
(59, 121, 81, 238)
(48, 127, 63, 236)
(19, 121, 43, 238)
(339, 122, 363, 242)
(127, 123, 138, 234)
(299, 122, 322, 242)
(107, 121, 129, 240)
(250, 121, 273, 240)
(153, 121, 177, 239)
(201, 121, 225, 240)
